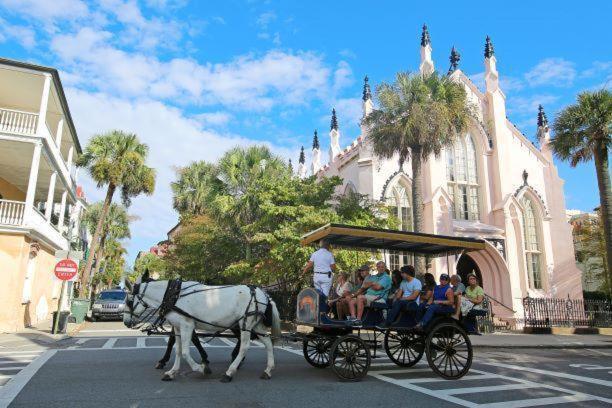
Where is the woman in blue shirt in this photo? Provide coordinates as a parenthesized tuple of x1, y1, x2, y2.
(417, 273, 455, 329)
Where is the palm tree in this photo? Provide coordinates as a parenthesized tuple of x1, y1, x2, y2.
(365, 72, 471, 235)
(551, 89, 612, 294)
(171, 161, 218, 216)
(77, 131, 155, 297)
(82, 202, 132, 277)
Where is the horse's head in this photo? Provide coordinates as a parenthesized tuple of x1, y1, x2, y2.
(123, 270, 154, 328)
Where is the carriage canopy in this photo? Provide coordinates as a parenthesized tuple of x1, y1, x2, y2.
(300, 223, 485, 257)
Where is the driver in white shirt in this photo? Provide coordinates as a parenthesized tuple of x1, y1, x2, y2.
(302, 239, 336, 298)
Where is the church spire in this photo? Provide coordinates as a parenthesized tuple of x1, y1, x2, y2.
(419, 23, 434, 77)
(362, 75, 372, 102)
(537, 104, 548, 128)
(420, 24, 431, 47)
(287, 158, 293, 174)
(298, 146, 305, 164)
(312, 130, 320, 150)
(330, 108, 338, 131)
(448, 46, 460, 74)
(484, 36, 494, 59)
(298, 146, 307, 178)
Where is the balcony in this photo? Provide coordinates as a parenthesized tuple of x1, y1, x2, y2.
(0, 199, 68, 250)
(0, 107, 38, 136)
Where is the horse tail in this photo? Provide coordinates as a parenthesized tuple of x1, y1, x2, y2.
(269, 299, 282, 343)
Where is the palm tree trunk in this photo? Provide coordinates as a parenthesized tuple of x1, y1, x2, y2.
(79, 184, 116, 298)
(411, 146, 426, 274)
(593, 143, 612, 298)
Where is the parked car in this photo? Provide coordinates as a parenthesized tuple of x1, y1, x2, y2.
(91, 289, 127, 321)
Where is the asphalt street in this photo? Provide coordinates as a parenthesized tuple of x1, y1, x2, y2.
(0, 322, 611, 408)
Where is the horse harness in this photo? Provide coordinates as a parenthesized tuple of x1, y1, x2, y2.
(129, 279, 272, 337)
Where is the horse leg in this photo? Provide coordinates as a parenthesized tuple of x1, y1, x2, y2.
(230, 327, 244, 369)
(256, 325, 275, 380)
(221, 330, 251, 383)
(156, 331, 175, 369)
(179, 321, 209, 376)
(162, 329, 182, 381)
(191, 330, 211, 374)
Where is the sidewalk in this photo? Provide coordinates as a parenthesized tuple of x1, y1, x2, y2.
(0, 319, 86, 350)
(470, 332, 612, 349)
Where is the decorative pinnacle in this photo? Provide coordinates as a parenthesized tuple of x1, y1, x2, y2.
(484, 36, 494, 59)
(298, 146, 305, 164)
(312, 130, 320, 150)
(420, 24, 431, 47)
(448, 46, 460, 74)
(330, 108, 338, 131)
(362, 75, 372, 101)
(522, 169, 529, 186)
(537, 105, 548, 128)
(288, 159, 293, 172)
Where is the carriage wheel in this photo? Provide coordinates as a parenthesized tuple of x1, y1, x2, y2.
(425, 322, 472, 379)
(303, 337, 332, 368)
(384, 330, 424, 367)
(329, 335, 371, 381)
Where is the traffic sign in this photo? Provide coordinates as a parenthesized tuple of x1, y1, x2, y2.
(54, 259, 78, 281)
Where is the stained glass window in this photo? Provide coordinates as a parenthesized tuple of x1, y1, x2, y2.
(447, 134, 480, 220)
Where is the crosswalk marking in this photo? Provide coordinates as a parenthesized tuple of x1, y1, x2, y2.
(101, 338, 117, 349)
(439, 383, 539, 395)
(483, 394, 593, 408)
(219, 338, 235, 347)
(136, 338, 146, 348)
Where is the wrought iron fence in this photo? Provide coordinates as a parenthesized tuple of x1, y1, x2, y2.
(523, 296, 612, 328)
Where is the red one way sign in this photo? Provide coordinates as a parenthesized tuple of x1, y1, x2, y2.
(54, 259, 78, 281)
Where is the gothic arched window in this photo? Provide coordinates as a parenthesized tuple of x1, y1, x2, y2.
(386, 181, 412, 270)
(447, 134, 479, 221)
(521, 196, 543, 289)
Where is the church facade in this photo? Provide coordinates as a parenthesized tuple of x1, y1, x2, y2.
(296, 26, 582, 321)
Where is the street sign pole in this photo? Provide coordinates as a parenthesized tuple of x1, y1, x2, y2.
(52, 219, 75, 335)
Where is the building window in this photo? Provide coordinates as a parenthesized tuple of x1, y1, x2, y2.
(447, 134, 479, 221)
(521, 197, 543, 289)
(386, 183, 413, 270)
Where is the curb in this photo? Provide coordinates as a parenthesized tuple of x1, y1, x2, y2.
(473, 344, 612, 349)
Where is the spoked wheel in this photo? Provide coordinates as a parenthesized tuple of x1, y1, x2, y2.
(329, 335, 371, 381)
(425, 322, 473, 379)
(384, 330, 425, 367)
(303, 337, 332, 368)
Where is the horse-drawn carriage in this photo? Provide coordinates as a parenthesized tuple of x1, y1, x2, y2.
(285, 223, 487, 382)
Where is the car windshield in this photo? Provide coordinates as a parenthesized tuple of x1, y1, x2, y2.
(98, 292, 126, 301)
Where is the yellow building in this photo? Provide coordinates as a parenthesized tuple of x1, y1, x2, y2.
(0, 58, 86, 333)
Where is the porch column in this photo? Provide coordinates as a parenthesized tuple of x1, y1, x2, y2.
(45, 171, 57, 221)
(66, 145, 74, 171)
(24, 143, 42, 219)
(58, 190, 68, 231)
(36, 74, 52, 136)
(55, 118, 64, 147)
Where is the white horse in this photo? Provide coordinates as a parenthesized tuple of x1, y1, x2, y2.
(123, 275, 281, 382)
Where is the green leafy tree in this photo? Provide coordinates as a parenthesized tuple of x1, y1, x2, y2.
(171, 161, 218, 216)
(77, 131, 156, 297)
(573, 214, 608, 294)
(364, 71, 471, 271)
(133, 252, 168, 278)
(551, 90, 612, 295)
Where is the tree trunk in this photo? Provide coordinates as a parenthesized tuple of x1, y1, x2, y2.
(79, 184, 116, 298)
(411, 146, 426, 273)
(593, 143, 612, 298)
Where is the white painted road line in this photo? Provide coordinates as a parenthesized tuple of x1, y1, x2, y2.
(481, 361, 612, 388)
(0, 351, 43, 356)
(0, 349, 56, 408)
(102, 338, 117, 349)
(440, 383, 539, 395)
(483, 394, 593, 408)
(0, 360, 34, 365)
(136, 337, 146, 348)
(219, 338, 236, 347)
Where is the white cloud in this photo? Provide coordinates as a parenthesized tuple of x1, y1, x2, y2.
(0, 0, 89, 24)
(334, 98, 363, 129)
(507, 94, 559, 117)
(333, 61, 353, 93)
(51, 28, 334, 111)
(524, 58, 576, 87)
(67, 88, 292, 256)
(0, 18, 36, 48)
(194, 111, 232, 127)
(256, 11, 276, 29)
(469, 72, 485, 91)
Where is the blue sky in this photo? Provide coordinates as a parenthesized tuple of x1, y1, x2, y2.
(1, 0, 610, 262)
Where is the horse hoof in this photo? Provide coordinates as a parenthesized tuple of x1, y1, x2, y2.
(155, 362, 165, 370)
(260, 372, 271, 380)
(204, 366, 212, 375)
(161, 374, 173, 381)
(220, 374, 232, 383)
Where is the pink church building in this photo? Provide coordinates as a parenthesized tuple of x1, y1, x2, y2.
(296, 26, 582, 322)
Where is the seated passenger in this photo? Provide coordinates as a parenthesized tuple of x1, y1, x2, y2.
(417, 273, 454, 329)
(331, 272, 353, 320)
(388, 269, 402, 305)
(461, 273, 485, 315)
(451, 274, 466, 320)
(417, 272, 436, 316)
(347, 261, 391, 325)
(378, 265, 421, 328)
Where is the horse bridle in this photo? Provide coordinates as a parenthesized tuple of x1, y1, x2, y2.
(126, 281, 159, 328)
